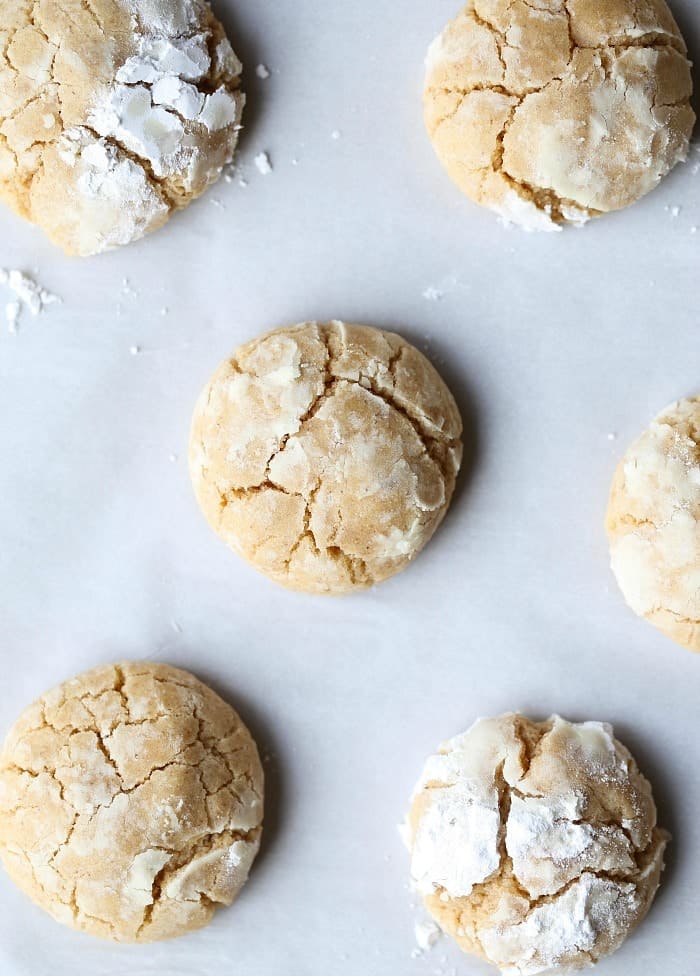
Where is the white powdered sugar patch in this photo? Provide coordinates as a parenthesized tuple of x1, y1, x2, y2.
(0, 269, 60, 333)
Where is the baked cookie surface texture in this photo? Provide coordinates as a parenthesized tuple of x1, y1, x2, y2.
(607, 396, 700, 652)
(424, 0, 695, 230)
(189, 321, 463, 595)
(0, 662, 264, 942)
(0, 0, 244, 255)
(405, 713, 667, 975)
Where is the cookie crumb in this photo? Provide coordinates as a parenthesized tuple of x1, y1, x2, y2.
(423, 286, 444, 301)
(6, 301, 20, 334)
(414, 920, 442, 954)
(256, 64, 270, 79)
(255, 152, 272, 175)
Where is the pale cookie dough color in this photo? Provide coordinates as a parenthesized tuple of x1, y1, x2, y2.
(0, 0, 244, 255)
(189, 321, 463, 595)
(0, 662, 264, 942)
(606, 396, 700, 653)
(405, 714, 668, 975)
(424, 0, 695, 230)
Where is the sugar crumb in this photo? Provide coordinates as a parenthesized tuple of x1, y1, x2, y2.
(256, 64, 270, 79)
(0, 268, 60, 332)
(255, 152, 272, 175)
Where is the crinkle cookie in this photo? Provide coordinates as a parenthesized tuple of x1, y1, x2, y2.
(189, 321, 463, 595)
(424, 0, 695, 230)
(0, 0, 244, 255)
(606, 396, 700, 653)
(0, 662, 264, 942)
(405, 714, 668, 975)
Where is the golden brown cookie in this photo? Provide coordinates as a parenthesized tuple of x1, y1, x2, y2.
(424, 0, 695, 229)
(0, 662, 264, 942)
(189, 321, 463, 595)
(0, 0, 244, 255)
(606, 396, 700, 653)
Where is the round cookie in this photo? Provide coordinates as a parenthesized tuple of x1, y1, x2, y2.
(0, 0, 244, 255)
(0, 662, 264, 942)
(424, 0, 695, 230)
(405, 714, 668, 975)
(189, 321, 463, 595)
(606, 396, 700, 653)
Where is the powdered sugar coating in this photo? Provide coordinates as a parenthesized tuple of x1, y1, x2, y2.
(406, 714, 667, 974)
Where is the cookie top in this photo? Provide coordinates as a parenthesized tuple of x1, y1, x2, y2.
(606, 396, 700, 653)
(0, 662, 264, 942)
(424, 0, 695, 230)
(0, 0, 244, 255)
(405, 713, 667, 975)
(189, 321, 463, 595)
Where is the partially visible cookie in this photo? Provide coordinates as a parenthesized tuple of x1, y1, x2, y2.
(424, 0, 695, 230)
(189, 321, 463, 595)
(405, 713, 668, 975)
(0, 0, 244, 255)
(606, 396, 700, 652)
(0, 662, 264, 942)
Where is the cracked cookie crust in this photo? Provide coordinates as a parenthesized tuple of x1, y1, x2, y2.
(405, 714, 668, 975)
(0, 662, 264, 942)
(0, 0, 244, 255)
(424, 0, 695, 230)
(606, 396, 700, 653)
(189, 321, 464, 595)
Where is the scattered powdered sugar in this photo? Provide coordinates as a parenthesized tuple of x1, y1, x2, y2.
(255, 152, 273, 175)
(256, 64, 271, 79)
(0, 268, 60, 333)
(331, 129, 342, 140)
(423, 286, 444, 302)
